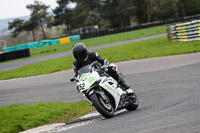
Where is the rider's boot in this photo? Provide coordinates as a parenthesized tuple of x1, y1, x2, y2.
(119, 78, 130, 90)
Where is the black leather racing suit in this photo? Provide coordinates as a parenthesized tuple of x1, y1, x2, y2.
(73, 51, 122, 84)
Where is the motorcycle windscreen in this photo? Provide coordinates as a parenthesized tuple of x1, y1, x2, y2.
(78, 65, 91, 76)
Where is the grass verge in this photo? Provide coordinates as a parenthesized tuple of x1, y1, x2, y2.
(0, 25, 165, 65)
(0, 101, 94, 133)
(30, 25, 166, 57)
(1, 37, 200, 80)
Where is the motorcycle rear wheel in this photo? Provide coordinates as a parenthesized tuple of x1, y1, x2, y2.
(90, 93, 114, 118)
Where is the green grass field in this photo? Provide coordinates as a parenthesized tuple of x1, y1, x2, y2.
(0, 101, 94, 133)
(30, 25, 166, 57)
(1, 37, 200, 80)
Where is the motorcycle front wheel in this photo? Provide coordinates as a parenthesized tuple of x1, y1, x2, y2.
(125, 93, 139, 111)
(90, 93, 114, 118)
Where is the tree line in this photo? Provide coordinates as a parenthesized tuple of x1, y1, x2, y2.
(8, 0, 200, 42)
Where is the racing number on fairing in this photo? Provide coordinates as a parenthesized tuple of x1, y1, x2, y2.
(79, 83, 85, 90)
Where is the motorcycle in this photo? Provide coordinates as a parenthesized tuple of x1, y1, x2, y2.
(70, 61, 139, 118)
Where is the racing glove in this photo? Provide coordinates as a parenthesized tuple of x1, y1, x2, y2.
(102, 59, 109, 71)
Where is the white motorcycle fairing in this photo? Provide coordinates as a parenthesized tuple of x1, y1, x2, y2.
(99, 76, 125, 110)
(77, 68, 129, 111)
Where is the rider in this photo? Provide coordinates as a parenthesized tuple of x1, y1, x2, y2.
(72, 43, 130, 90)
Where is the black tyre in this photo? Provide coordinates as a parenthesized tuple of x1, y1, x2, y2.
(125, 93, 139, 111)
(90, 93, 114, 118)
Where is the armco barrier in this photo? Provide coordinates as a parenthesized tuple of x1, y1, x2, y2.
(50, 39, 60, 45)
(6, 39, 61, 52)
(39, 39, 60, 46)
(38, 40, 51, 46)
(15, 44, 29, 50)
(167, 20, 200, 41)
(6, 46, 16, 52)
(0, 48, 30, 62)
(60, 37, 70, 44)
(70, 35, 81, 42)
(26, 42, 40, 49)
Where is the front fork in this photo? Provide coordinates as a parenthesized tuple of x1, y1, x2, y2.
(88, 89, 108, 103)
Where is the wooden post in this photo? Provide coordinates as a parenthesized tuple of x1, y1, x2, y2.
(166, 25, 173, 41)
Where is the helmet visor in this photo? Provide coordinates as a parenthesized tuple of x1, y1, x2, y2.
(74, 50, 87, 62)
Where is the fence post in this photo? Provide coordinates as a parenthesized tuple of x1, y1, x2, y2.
(166, 25, 174, 41)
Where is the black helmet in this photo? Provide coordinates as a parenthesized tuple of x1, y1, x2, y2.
(73, 43, 88, 62)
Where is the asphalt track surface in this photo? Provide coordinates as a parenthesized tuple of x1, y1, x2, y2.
(0, 33, 166, 71)
(1, 53, 200, 132)
(59, 61, 200, 133)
